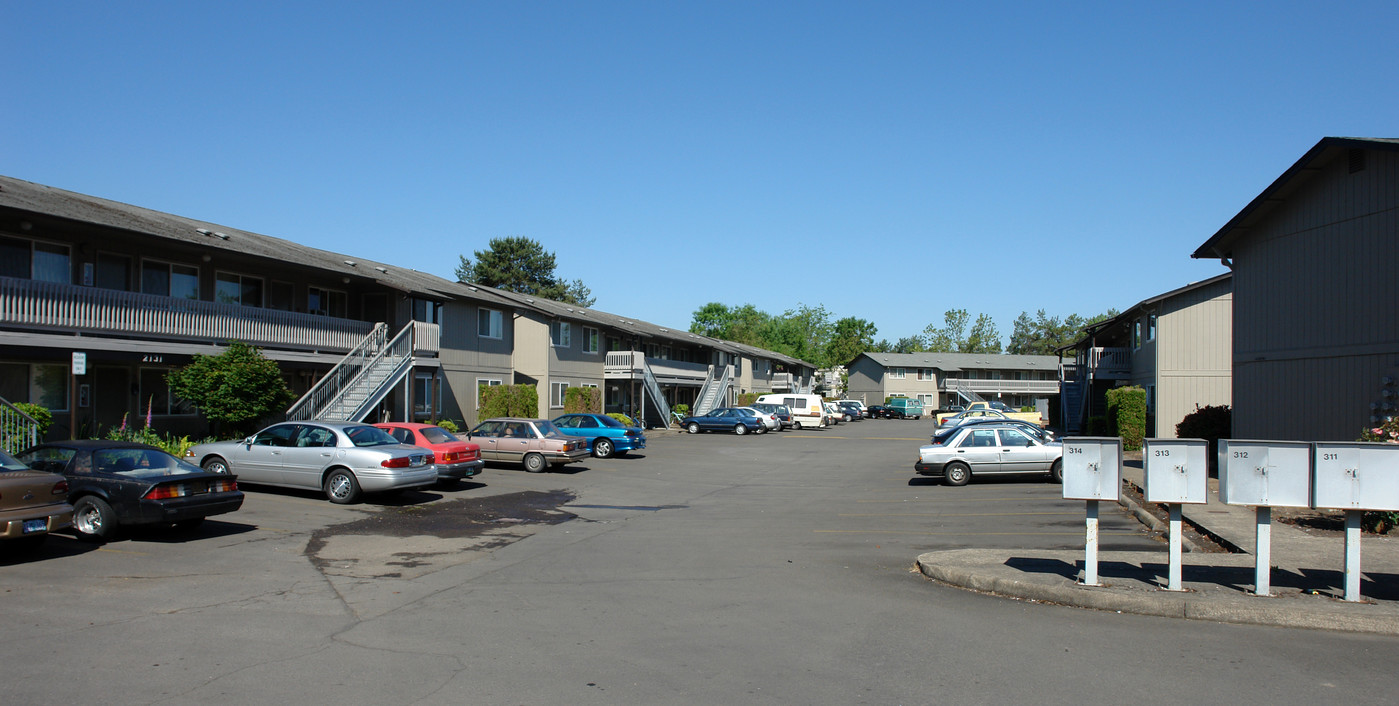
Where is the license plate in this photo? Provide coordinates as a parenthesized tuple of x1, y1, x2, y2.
(22, 518, 47, 534)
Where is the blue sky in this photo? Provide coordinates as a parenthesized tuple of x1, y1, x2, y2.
(7, 1, 1397, 347)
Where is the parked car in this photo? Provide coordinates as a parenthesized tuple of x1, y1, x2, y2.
(936, 417, 1055, 444)
(914, 422, 1063, 486)
(373, 422, 483, 483)
(465, 418, 591, 472)
(753, 393, 827, 429)
(866, 404, 890, 419)
(736, 406, 780, 433)
(937, 408, 1013, 429)
(839, 400, 869, 418)
(837, 400, 863, 422)
(936, 401, 1045, 427)
(823, 403, 843, 425)
(550, 413, 647, 458)
(0, 448, 73, 551)
(884, 398, 924, 419)
(750, 403, 793, 430)
(19, 440, 244, 541)
(187, 421, 437, 504)
(679, 408, 765, 435)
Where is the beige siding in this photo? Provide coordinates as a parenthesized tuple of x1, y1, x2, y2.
(1156, 279, 1233, 437)
(1231, 148, 1399, 440)
(513, 314, 550, 414)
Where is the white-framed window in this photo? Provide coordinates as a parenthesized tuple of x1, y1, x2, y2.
(478, 308, 503, 339)
(891, 367, 906, 379)
(917, 368, 935, 381)
(551, 381, 570, 408)
(551, 321, 571, 347)
(413, 373, 439, 416)
(309, 286, 348, 318)
(917, 393, 937, 407)
(215, 271, 263, 307)
(582, 326, 599, 354)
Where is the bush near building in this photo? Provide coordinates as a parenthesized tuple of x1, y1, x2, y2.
(1105, 386, 1146, 451)
(479, 384, 538, 419)
(563, 387, 601, 414)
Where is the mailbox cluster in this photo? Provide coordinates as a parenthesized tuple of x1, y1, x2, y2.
(1062, 436, 1399, 601)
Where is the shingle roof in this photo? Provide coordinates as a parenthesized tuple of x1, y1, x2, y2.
(857, 352, 1059, 371)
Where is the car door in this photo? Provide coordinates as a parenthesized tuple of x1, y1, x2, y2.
(996, 428, 1052, 473)
(952, 428, 1003, 473)
(280, 424, 338, 490)
(497, 421, 534, 461)
(469, 421, 504, 460)
(233, 424, 299, 483)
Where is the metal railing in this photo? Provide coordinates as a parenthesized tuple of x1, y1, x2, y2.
(694, 364, 733, 416)
(1082, 346, 1131, 376)
(0, 395, 40, 453)
(639, 358, 672, 428)
(0, 275, 379, 352)
(944, 378, 1061, 395)
(604, 351, 708, 383)
(287, 323, 389, 420)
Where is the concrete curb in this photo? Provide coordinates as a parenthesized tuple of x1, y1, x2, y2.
(916, 549, 1399, 635)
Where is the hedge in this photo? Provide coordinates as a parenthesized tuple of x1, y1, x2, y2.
(563, 386, 601, 414)
(1105, 385, 1147, 451)
(479, 383, 538, 419)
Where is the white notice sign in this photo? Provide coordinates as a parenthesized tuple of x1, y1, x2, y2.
(72, 352, 87, 375)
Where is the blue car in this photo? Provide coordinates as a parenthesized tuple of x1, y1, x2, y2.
(678, 407, 765, 435)
(550, 413, 647, 458)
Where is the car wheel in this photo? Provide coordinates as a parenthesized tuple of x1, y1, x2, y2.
(594, 438, 614, 459)
(793, 421, 803, 430)
(72, 496, 118, 542)
(523, 453, 547, 473)
(943, 462, 971, 487)
(323, 468, 362, 504)
(1049, 459, 1063, 484)
(687, 422, 701, 434)
(734, 424, 748, 435)
(202, 456, 230, 474)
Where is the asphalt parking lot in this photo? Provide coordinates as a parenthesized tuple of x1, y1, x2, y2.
(1, 418, 1234, 704)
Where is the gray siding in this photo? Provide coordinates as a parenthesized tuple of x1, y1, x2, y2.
(1231, 148, 1399, 440)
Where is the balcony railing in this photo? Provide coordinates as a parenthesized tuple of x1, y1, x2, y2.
(0, 275, 390, 353)
(1081, 346, 1132, 378)
(944, 378, 1061, 395)
(604, 351, 708, 384)
(771, 372, 794, 390)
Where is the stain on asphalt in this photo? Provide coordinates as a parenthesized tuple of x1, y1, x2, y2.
(304, 490, 577, 571)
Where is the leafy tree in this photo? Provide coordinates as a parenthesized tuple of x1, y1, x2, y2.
(774, 304, 833, 366)
(870, 339, 894, 353)
(456, 236, 595, 307)
(964, 313, 1002, 354)
(1007, 309, 1120, 355)
(892, 336, 925, 353)
(924, 309, 1002, 353)
(688, 302, 771, 347)
(826, 317, 878, 367)
(166, 341, 295, 436)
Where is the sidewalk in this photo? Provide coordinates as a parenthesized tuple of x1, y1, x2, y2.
(916, 462, 1399, 635)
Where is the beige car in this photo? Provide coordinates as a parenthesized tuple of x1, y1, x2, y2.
(1, 449, 73, 552)
(466, 418, 590, 473)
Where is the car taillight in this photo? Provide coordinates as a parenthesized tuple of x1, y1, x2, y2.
(53, 480, 69, 495)
(625, 430, 639, 437)
(381, 457, 411, 468)
(210, 479, 237, 492)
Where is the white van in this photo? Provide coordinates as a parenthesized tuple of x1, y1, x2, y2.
(755, 393, 827, 429)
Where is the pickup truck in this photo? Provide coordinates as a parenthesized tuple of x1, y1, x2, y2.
(936, 401, 1046, 428)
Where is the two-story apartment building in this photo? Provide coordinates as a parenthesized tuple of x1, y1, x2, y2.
(0, 175, 816, 438)
(845, 352, 1060, 411)
(1059, 273, 1232, 437)
(1193, 137, 1399, 441)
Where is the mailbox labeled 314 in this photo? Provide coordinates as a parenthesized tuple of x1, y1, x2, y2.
(1061, 437, 1122, 501)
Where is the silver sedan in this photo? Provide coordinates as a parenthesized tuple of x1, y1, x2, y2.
(914, 422, 1062, 487)
(187, 421, 438, 503)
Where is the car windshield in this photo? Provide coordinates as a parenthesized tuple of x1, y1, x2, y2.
(421, 426, 459, 444)
(93, 448, 202, 478)
(344, 425, 399, 447)
(590, 415, 624, 428)
(0, 449, 28, 472)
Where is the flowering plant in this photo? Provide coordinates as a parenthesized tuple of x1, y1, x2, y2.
(1361, 418, 1399, 444)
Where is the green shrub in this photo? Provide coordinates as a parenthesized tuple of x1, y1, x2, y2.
(2, 402, 52, 452)
(479, 384, 539, 419)
(166, 341, 295, 437)
(563, 386, 601, 414)
(436, 419, 459, 433)
(608, 413, 635, 427)
(1176, 404, 1231, 442)
(1105, 386, 1147, 451)
(737, 393, 761, 407)
(673, 403, 690, 417)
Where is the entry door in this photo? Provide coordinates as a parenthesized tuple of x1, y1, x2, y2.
(93, 366, 129, 437)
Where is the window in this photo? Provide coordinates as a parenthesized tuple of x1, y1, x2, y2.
(1132, 320, 1143, 349)
(891, 367, 906, 379)
(607, 336, 625, 352)
(309, 287, 348, 318)
(551, 321, 571, 347)
(413, 374, 439, 415)
(31, 364, 69, 412)
(917, 368, 935, 381)
(478, 308, 503, 339)
(0, 235, 28, 278)
(917, 393, 936, 407)
(412, 298, 441, 324)
(582, 327, 599, 354)
(216, 272, 263, 307)
(1148, 314, 1157, 342)
(95, 253, 132, 291)
(33, 242, 71, 283)
(551, 381, 570, 408)
(963, 429, 998, 448)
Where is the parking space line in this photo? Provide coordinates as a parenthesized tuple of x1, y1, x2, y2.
(813, 529, 1139, 536)
(837, 511, 1081, 518)
(855, 497, 1061, 504)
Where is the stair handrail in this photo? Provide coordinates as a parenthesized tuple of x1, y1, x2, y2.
(0, 394, 40, 453)
(639, 357, 672, 428)
(286, 322, 388, 420)
(341, 323, 418, 421)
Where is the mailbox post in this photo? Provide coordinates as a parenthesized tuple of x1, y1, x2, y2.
(1313, 442, 1399, 602)
(1218, 440, 1312, 596)
(1143, 438, 1208, 591)
(1062, 437, 1122, 587)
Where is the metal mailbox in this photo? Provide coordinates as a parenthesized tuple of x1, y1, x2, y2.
(1313, 442, 1399, 511)
(1217, 440, 1312, 507)
(1143, 438, 1208, 504)
(1061, 437, 1122, 501)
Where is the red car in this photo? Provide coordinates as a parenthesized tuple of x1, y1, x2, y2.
(373, 423, 483, 484)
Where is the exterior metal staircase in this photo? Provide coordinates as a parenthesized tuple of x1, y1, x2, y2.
(693, 364, 733, 416)
(638, 358, 672, 429)
(286, 322, 418, 422)
(1, 395, 40, 453)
